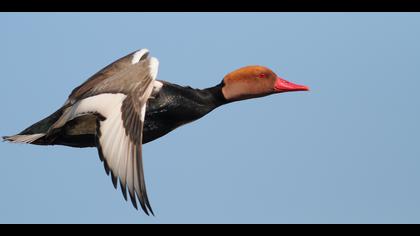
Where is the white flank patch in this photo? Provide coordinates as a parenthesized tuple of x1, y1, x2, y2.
(148, 57, 159, 80)
(131, 49, 149, 64)
(152, 80, 163, 95)
(70, 93, 127, 120)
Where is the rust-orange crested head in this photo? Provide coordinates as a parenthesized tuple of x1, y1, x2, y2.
(221, 65, 309, 102)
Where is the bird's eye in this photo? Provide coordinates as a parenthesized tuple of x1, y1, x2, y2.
(258, 73, 266, 78)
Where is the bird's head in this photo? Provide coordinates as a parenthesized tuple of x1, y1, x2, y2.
(221, 66, 309, 102)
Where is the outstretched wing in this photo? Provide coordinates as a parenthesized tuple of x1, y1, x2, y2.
(96, 88, 155, 214)
(96, 58, 158, 215)
(61, 53, 159, 215)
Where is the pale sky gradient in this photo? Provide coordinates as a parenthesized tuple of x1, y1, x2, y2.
(1, 13, 420, 223)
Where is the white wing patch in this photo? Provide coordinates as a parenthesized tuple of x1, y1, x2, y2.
(96, 95, 153, 214)
(150, 80, 163, 98)
(97, 101, 133, 197)
(67, 93, 153, 214)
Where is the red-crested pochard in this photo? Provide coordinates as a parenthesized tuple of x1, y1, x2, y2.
(3, 49, 309, 215)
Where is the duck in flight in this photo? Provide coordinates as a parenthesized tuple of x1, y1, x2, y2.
(3, 49, 309, 215)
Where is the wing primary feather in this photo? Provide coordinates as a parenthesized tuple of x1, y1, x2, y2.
(120, 180, 128, 201)
(133, 145, 149, 215)
(96, 141, 110, 175)
(129, 185, 138, 210)
(127, 143, 138, 210)
(103, 158, 111, 175)
(138, 146, 154, 216)
(137, 144, 154, 216)
(111, 170, 118, 189)
(118, 135, 130, 202)
(139, 159, 154, 216)
(111, 117, 125, 189)
(95, 119, 105, 163)
(95, 119, 110, 175)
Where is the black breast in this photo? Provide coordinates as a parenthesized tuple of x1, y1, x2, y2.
(143, 82, 219, 143)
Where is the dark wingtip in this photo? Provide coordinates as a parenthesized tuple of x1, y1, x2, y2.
(148, 206, 155, 216)
(111, 172, 118, 189)
(129, 192, 138, 210)
(144, 195, 154, 216)
(132, 202, 138, 210)
(102, 159, 110, 176)
(137, 196, 150, 216)
(120, 182, 128, 201)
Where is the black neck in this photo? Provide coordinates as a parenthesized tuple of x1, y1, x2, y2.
(159, 80, 229, 118)
(199, 80, 228, 108)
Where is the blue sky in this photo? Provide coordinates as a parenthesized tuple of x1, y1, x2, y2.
(1, 13, 420, 223)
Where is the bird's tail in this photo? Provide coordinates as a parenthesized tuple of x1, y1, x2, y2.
(2, 133, 46, 144)
(2, 106, 65, 145)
